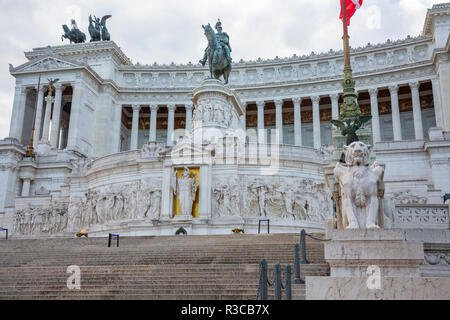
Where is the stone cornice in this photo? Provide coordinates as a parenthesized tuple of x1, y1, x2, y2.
(24, 41, 132, 66)
(117, 35, 432, 71)
(423, 3, 450, 35)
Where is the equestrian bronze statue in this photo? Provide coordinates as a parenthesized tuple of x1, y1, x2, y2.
(199, 19, 232, 85)
(62, 20, 86, 44)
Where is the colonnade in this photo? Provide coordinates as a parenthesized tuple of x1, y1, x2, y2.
(10, 78, 443, 153)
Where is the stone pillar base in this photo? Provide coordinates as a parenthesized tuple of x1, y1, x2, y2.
(304, 229, 450, 300)
(306, 276, 450, 300)
(325, 229, 424, 277)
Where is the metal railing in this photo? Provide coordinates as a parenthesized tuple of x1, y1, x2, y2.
(258, 219, 270, 234)
(256, 229, 331, 300)
(256, 259, 292, 300)
(108, 233, 120, 247)
(299, 229, 331, 265)
(0, 228, 7, 240)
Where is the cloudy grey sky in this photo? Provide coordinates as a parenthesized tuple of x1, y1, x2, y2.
(0, 0, 443, 138)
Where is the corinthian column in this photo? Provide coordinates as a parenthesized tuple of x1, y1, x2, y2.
(369, 88, 381, 144)
(311, 96, 321, 149)
(256, 100, 265, 143)
(50, 85, 65, 148)
(274, 99, 283, 144)
(41, 94, 55, 143)
(389, 85, 402, 141)
(409, 82, 424, 140)
(167, 104, 176, 147)
(130, 104, 141, 150)
(185, 103, 193, 132)
(149, 105, 159, 142)
(293, 97, 302, 146)
(330, 93, 339, 121)
(431, 77, 443, 128)
(9, 86, 27, 140)
(33, 86, 46, 145)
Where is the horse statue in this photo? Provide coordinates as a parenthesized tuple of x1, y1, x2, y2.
(199, 23, 232, 85)
(62, 20, 86, 44)
(101, 15, 112, 41)
(88, 15, 101, 42)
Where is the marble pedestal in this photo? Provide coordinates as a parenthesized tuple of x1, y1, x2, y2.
(326, 229, 424, 277)
(305, 229, 450, 300)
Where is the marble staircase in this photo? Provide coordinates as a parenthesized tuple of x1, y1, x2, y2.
(0, 234, 329, 300)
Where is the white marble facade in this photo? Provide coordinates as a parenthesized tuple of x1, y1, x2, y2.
(0, 4, 450, 237)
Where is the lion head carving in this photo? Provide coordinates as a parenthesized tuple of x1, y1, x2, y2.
(343, 141, 371, 166)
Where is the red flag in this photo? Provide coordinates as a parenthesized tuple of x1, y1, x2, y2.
(340, 0, 363, 26)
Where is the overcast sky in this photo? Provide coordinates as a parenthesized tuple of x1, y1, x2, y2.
(0, 0, 443, 138)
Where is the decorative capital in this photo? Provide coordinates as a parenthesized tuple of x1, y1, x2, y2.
(368, 88, 378, 96)
(292, 97, 302, 105)
(274, 99, 283, 108)
(329, 93, 339, 101)
(256, 100, 265, 108)
(132, 104, 141, 112)
(311, 96, 321, 104)
(388, 84, 399, 93)
(15, 86, 26, 95)
(167, 104, 177, 112)
(150, 104, 159, 112)
(54, 84, 66, 92)
(409, 81, 420, 91)
(45, 95, 55, 103)
(185, 103, 194, 111)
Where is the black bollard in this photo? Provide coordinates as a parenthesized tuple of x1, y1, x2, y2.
(259, 259, 268, 300)
(300, 229, 309, 264)
(274, 263, 282, 300)
(294, 243, 304, 284)
(285, 265, 292, 300)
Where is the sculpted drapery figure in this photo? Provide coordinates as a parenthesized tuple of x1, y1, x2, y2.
(174, 167, 198, 217)
(199, 19, 233, 84)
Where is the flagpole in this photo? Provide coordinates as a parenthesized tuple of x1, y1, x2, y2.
(342, 0, 351, 69)
(339, 0, 361, 121)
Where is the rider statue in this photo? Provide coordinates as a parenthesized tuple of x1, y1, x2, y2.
(200, 19, 232, 66)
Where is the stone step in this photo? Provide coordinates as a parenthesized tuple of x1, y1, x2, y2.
(0, 234, 328, 300)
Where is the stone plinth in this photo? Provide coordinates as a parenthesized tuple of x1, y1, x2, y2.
(325, 229, 424, 277)
(306, 277, 450, 300)
(191, 79, 244, 143)
(306, 229, 450, 300)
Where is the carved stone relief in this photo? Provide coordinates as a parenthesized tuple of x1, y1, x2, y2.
(13, 203, 69, 235)
(66, 180, 162, 232)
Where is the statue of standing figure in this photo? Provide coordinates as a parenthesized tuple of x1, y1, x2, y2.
(173, 167, 198, 217)
(88, 14, 112, 42)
